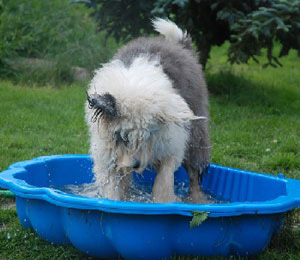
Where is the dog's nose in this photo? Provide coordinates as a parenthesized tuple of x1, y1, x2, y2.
(132, 160, 140, 169)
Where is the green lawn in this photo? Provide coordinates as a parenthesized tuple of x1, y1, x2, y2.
(207, 44, 300, 178)
(0, 83, 89, 171)
(0, 45, 300, 259)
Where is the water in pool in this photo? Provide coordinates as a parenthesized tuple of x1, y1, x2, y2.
(54, 177, 222, 204)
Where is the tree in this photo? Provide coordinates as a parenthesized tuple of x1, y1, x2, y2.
(74, 0, 300, 69)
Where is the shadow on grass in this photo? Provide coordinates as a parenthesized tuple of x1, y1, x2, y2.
(206, 70, 298, 116)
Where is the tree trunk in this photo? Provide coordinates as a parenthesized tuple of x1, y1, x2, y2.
(198, 39, 211, 71)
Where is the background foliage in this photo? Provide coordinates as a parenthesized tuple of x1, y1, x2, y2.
(78, 0, 300, 69)
(0, 0, 116, 84)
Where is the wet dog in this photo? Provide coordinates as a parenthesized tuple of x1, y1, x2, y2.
(85, 18, 210, 202)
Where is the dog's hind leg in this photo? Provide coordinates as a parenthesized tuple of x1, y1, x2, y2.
(184, 120, 211, 203)
(185, 165, 209, 203)
(152, 157, 180, 203)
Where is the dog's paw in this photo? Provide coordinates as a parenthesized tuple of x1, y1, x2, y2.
(152, 194, 181, 203)
(189, 190, 211, 204)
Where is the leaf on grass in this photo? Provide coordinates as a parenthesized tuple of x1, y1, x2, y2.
(190, 211, 209, 228)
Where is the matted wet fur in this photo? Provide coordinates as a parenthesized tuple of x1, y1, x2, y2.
(85, 18, 210, 203)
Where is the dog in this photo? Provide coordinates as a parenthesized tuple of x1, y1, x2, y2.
(85, 18, 210, 203)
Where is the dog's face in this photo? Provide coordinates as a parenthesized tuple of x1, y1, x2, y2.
(112, 125, 154, 173)
(87, 92, 159, 174)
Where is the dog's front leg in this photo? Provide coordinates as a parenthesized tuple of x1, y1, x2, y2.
(152, 157, 179, 203)
(97, 173, 121, 201)
(96, 170, 131, 201)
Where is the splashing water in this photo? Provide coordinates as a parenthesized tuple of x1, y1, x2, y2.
(55, 180, 153, 203)
(54, 177, 225, 204)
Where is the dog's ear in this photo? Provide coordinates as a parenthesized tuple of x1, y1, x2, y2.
(87, 92, 118, 122)
(157, 94, 206, 124)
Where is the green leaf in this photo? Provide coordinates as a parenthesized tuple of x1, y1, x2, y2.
(172, 0, 189, 8)
(211, 2, 219, 10)
(190, 211, 209, 228)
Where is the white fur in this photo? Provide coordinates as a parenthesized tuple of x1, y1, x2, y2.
(86, 48, 199, 201)
(152, 17, 187, 43)
(86, 55, 194, 161)
(88, 55, 199, 124)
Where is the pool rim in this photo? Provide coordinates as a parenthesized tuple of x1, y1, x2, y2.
(0, 154, 300, 217)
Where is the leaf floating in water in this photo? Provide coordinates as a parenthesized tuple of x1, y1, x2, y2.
(190, 211, 209, 228)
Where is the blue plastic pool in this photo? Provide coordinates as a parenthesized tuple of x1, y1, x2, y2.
(0, 154, 300, 259)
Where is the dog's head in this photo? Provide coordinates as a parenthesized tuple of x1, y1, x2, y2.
(86, 91, 159, 174)
(86, 56, 204, 174)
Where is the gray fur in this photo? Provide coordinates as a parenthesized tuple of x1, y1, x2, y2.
(113, 36, 211, 179)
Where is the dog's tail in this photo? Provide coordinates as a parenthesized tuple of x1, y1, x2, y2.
(152, 17, 192, 50)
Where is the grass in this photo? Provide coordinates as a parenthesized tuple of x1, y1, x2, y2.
(207, 43, 300, 178)
(0, 83, 89, 170)
(0, 43, 300, 259)
(0, 0, 118, 86)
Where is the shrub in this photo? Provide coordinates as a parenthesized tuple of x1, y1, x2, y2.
(0, 0, 117, 84)
(77, 0, 300, 69)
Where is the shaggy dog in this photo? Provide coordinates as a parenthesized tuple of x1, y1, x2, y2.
(85, 18, 210, 203)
